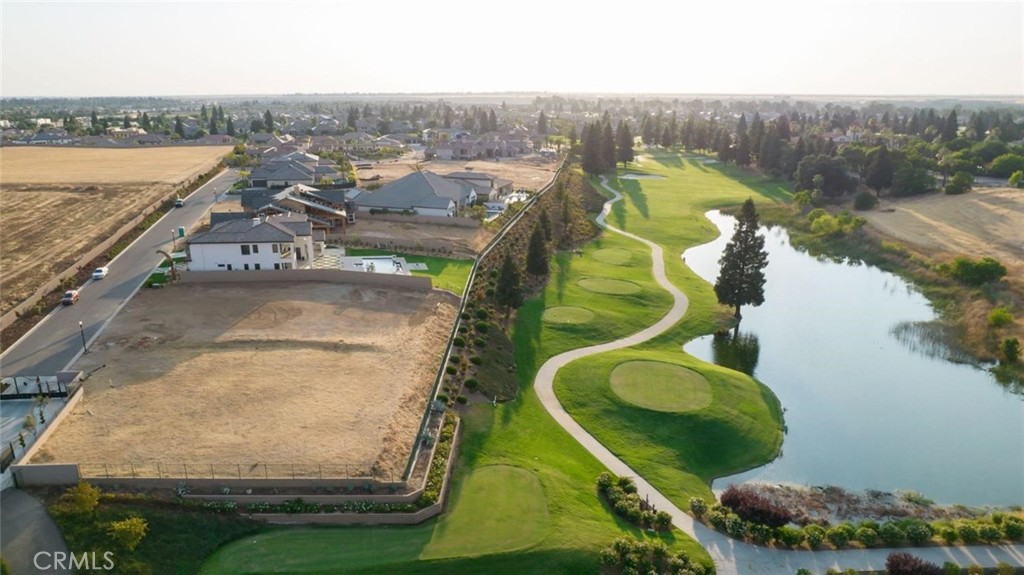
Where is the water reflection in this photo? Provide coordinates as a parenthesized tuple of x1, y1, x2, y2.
(711, 330, 761, 376)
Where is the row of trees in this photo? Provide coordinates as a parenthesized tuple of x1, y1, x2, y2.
(580, 117, 634, 174)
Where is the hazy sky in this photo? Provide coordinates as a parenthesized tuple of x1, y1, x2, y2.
(2, 1, 1021, 97)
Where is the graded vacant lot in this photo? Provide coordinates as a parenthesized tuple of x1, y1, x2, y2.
(863, 187, 1024, 283)
(31, 282, 457, 479)
(0, 146, 230, 314)
(356, 154, 559, 191)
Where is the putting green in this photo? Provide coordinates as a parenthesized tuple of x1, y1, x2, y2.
(422, 465, 547, 558)
(593, 248, 633, 265)
(610, 361, 713, 413)
(542, 306, 595, 324)
(578, 277, 642, 295)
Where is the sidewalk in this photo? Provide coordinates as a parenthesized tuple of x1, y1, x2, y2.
(0, 488, 71, 575)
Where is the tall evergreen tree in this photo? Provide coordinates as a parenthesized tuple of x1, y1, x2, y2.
(141, 112, 151, 130)
(123, 115, 130, 129)
(641, 116, 656, 146)
(209, 117, 218, 135)
(735, 133, 752, 167)
(601, 121, 616, 172)
(941, 110, 958, 142)
(347, 107, 358, 130)
(758, 124, 782, 172)
(264, 109, 274, 133)
(495, 252, 523, 322)
(537, 110, 548, 134)
(174, 116, 185, 138)
(717, 131, 733, 165)
(865, 144, 895, 195)
(714, 198, 768, 322)
(568, 125, 578, 146)
(526, 223, 549, 277)
(90, 110, 98, 127)
(736, 113, 748, 138)
(201, 105, 208, 122)
(539, 207, 552, 242)
(488, 109, 497, 131)
(615, 120, 635, 168)
(226, 117, 235, 136)
(582, 122, 604, 175)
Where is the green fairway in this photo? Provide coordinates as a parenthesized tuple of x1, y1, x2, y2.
(592, 247, 634, 265)
(610, 360, 712, 413)
(542, 306, 595, 324)
(422, 465, 547, 558)
(343, 248, 474, 295)
(578, 276, 642, 295)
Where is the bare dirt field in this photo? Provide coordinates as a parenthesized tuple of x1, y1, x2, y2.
(0, 146, 231, 315)
(31, 282, 457, 479)
(340, 219, 492, 254)
(357, 153, 560, 191)
(864, 187, 1024, 282)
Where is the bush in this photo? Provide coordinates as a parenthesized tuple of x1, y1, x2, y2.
(475, 309, 489, 320)
(654, 511, 673, 529)
(777, 525, 805, 547)
(879, 521, 906, 545)
(806, 208, 829, 222)
(689, 497, 708, 518)
(944, 171, 974, 195)
(58, 482, 101, 515)
(457, 325, 468, 334)
(473, 337, 486, 347)
(474, 321, 489, 333)
(978, 523, 1003, 543)
(725, 514, 748, 538)
(1001, 338, 1020, 363)
(826, 524, 854, 547)
(940, 526, 958, 544)
(452, 336, 466, 347)
(455, 395, 467, 405)
(905, 522, 933, 544)
(469, 356, 482, 365)
(853, 190, 879, 210)
(945, 256, 1007, 286)
(1002, 517, 1024, 540)
(856, 526, 879, 546)
(445, 365, 457, 375)
(720, 485, 793, 528)
(989, 153, 1024, 178)
(708, 510, 728, 530)
(464, 378, 478, 390)
(886, 552, 942, 575)
(107, 516, 148, 551)
(997, 562, 1016, 575)
(988, 307, 1014, 328)
(1009, 170, 1024, 188)
(943, 562, 961, 575)
(449, 355, 461, 364)
(956, 521, 980, 543)
(460, 312, 470, 320)
(803, 524, 826, 548)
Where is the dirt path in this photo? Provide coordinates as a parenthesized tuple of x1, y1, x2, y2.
(531, 177, 1024, 574)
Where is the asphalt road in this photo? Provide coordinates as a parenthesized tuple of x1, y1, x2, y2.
(0, 168, 237, 377)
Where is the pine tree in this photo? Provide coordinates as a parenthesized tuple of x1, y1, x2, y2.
(568, 125, 578, 146)
(865, 144, 894, 195)
(264, 109, 274, 133)
(226, 117, 235, 136)
(90, 110, 98, 127)
(735, 133, 751, 167)
(582, 123, 604, 175)
(601, 121, 616, 172)
(123, 115, 130, 129)
(526, 223, 549, 277)
(201, 105, 208, 122)
(209, 117, 218, 135)
(539, 207, 552, 242)
(941, 110, 958, 142)
(736, 113, 748, 137)
(495, 252, 523, 322)
(538, 110, 548, 135)
(488, 109, 497, 131)
(615, 120, 634, 168)
(174, 116, 185, 138)
(141, 112, 151, 130)
(714, 198, 768, 322)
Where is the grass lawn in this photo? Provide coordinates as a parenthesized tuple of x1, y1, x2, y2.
(344, 247, 474, 295)
(609, 360, 712, 413)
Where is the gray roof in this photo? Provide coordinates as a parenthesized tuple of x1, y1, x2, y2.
(307, 188, 360, 204)
(357, 171, 464, 211)
(189, 219, 295, 245)
(241, 190, 275, 210)
(444, 171, 496, 181)
(210, 212, 250, 227)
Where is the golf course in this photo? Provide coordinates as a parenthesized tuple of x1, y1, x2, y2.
(200, 151, 792, 574)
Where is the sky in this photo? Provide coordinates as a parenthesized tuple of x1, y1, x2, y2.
(1, 0, 1022, 98)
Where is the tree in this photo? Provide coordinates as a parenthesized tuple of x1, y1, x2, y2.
(892, 166, 936, 197)
(248, 118, 265, 133)
(944, 171, 973, 195)
(537, 110, 548, 135)
(209, 117, 218, 135)
(90, 110, 98, 127)
(714, 198, 768, 321)
(988, 153, 1024, 178)
(526, 223, 549, 277)
(941, 110, 958, 142)
(488, 109, 497, 131)
(58, 481, 100, 515)
(568, 124, 578, 146)
(615, 121, 634, 168)
(494, 253, 523, 321)
(795, 155, 854, 197)
(140, 112, 151, 130)
(581, 123, 604, 175)
(201, 104, 208, 122)
(735, 133, 751, 167)
(865, 144, 895, 195)
(226, 117, 235, 136)
(107, 516, 148, 551)
(538, 207, 552, 242)
(122, 115, 130, 129)
(264, 109, 274, 133)
(601, 122, 616, 173)
(886, 552, 942, 575)
(1009, 169, 1024, 188)
(174, 116, 185, 138)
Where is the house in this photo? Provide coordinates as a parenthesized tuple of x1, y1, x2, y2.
(123, 133, 168, 146)
(355, 170, 477, 217)
(195, 134, 236, 145)
(443, 171, 513, 202)
(107, 127, 147, 139)
(249, 162, 316, 188)
(187, 213, 322, 271)
(339, 131, 379, 153)
(26, 132, 75, 145)
(240, 183, 357, 228)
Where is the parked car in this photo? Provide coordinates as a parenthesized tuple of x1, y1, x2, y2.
(92, 267, 109, 279)
(61, 290, 80, 305)
(174, 198, 184, 208)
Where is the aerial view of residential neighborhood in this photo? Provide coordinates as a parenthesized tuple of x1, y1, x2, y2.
(0, 2, 1022, 574)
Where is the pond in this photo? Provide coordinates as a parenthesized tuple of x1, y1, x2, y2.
(682, 210, 1024, 506)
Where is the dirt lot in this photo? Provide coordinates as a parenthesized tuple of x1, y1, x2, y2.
(357, 153, 560, 191)
(864, 187, 1024, 282)
(31, 282, 457, 479)
(0, 146, 230, 315)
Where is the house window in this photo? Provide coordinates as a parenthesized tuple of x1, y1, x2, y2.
(272, 244, 279, 254)
(254, 264, 261, 270)
(252, 244, 259, 254)
(274, 263, 281, 270)
(241, 245, 250, 255)
(244, 264, 250, 270)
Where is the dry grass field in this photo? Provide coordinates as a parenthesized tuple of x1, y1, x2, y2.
(357, 154, 560, 191)
(0, 146, 231, 315)
(31, 282, 457, 479)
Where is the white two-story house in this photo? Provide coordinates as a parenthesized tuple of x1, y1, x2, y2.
(186, 213, 321, 271)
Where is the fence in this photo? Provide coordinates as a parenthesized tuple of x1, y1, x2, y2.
(0, 161, 227, 331)
(356, 212, 481, 228)
(401, 155, 568, 481)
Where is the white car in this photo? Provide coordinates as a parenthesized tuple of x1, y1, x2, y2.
(92, 267, 109, 280)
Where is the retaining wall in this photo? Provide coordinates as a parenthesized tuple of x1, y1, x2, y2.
(179, 269, 432, 291)
(357, 212, 480, 228)
(11, 463, 80, 486)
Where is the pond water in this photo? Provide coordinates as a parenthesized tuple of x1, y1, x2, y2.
(682, 210, 1024, 506)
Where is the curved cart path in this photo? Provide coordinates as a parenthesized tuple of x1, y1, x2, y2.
(532, 176, 1024, 574)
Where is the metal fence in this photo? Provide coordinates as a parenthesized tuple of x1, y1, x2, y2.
(401, 155, 569, 481)
(78, 461, 385, 481)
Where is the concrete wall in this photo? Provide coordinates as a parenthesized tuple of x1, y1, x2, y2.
(12, 463, 80, 486)
(0, 164, 227, 330)
(88, 477, 399, 490)
(259, 506, 439, 525)
(356, 212, 480, 228)
(179, 269, 432, 291)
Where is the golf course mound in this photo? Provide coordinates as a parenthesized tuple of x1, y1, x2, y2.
(578, 277, 642, 295)
(610, 361, 712, 413)
(543, 306, 595, 324)
(593, 248, 634, 266)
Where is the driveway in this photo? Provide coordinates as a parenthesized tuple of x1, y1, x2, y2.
(0, 489, 71, 575)
(531, 176, 1024, 574)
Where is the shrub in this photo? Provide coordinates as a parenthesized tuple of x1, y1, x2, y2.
(452, 336, 466, 347)
(886, 552, 942, 575)
(457, 325, 468, 334)
(449, 355, 461, 364)
(474, 321, 489, 333)
(803, 524, 826, 548)
(856, 526, 879, 546)
(988, 307, 1014, 328)
(58, 482, 101, 515)
(777, 525, 805, 547)
(978, 523, 1003, 543)
(455, 395, 467, 405)
(943, 562, 961, 575)
(689, 497, 708, 518)
(597, 472, 614, 491)
(1009, 169, 1024, 188)
(956, 521, 980, 543)
(469, 356, 482, 365)
(1002, 517, 1024, 540)
(435, 393, 448, 403)
(946, 256, 1007, 286)
(475, 309, 489, 320)
(725, 514, 748, 538)
(989, 153, 1024, 178)
(810, 214, 842, 236)
(939, 526, 958, 544)
(853, 190, 879, 210)
(473, 337, 486, 347)
(464, 378, 478, 390)
(460, 312, 470, 320)
(1001, 338, 1020, 363)
(748, 522, 773, 544)
(905, 522, 933, 544)
(797, 570, 813, 575)
(944, 171, 974, 195)
(708, 510, 728, 530)
(806, 208, 828, 222)
(826, 524, 854, 547)
(445, 365, 457, 375)
(720, 485, 793, 528)
(997, 562, 1015, 575)
(879, 521, 906, 545)
(107, 516, 148, 551)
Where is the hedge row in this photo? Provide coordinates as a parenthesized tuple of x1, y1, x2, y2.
(417, 412, 457, 507)
(599, 537, 711, 575)
(597, 472, 672, 531)
(244, 499, 416, 514)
